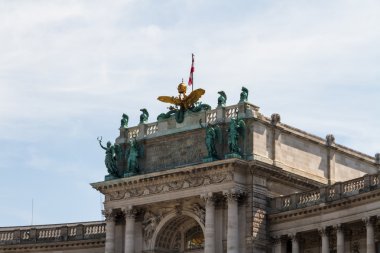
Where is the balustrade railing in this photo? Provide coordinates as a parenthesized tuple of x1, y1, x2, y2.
(271, 173, 380, 213)
(0, 221, 105, 245)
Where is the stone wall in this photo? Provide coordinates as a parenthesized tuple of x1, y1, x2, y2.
(112, 102, 378, 184)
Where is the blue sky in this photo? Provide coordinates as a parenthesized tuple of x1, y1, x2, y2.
(0, 0, 379, 226)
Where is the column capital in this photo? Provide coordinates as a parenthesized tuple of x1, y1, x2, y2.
(271, 235, 282, 245)
(363, 216, 376, 227)
(288, 233, 299, 242)
(318, 227, 329, 237)
(122, 206, 137, 219)
(102, 209, 116, 221)
(201, 192, 216, 205)
(333, 223, 344, 232)
(223, 189, 246, 202)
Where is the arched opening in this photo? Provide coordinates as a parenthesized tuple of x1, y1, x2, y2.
(154, 214, 204, 253)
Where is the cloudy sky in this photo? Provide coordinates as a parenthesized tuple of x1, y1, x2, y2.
(0, 0, 379, 226)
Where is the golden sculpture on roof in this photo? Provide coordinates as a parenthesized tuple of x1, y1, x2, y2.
(157, 81, 210, 123)
(158, 81, 205, 110)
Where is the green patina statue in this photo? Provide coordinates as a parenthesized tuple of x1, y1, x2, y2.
(217, 91, 227, 107)
(227, 117, 246, 155)
(139, 108, 149, 124)
(239, 86, 249, 103)
(97, 137, 122, 178)
(125, 138, 143, 176)
(202, 121, 222, 159)
(120, 113, 129, 129)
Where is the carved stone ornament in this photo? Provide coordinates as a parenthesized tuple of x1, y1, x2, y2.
(104, 171, 234, 200)
(375, 153, 380, 164)
(326, 134, 335, 146)
(191, 203, 205, 225)
(142, 211, 162, 242)
(102, 209, 115, 221)
(123, 207, 137, 219)
(271, 113, 281, 125)
(223, 189, 246, 202)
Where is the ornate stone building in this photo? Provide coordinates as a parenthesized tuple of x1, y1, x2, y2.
(1, 86, 379, 253)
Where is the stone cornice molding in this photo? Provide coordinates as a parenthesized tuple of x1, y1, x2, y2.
(92, 160, 244, 201)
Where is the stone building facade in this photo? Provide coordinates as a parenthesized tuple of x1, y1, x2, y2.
(1, 93, 379, 253)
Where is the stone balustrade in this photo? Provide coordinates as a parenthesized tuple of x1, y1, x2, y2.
(271, 173, 380, 212)
(0, 221, 105, 245)
(121, 102, 259, 142)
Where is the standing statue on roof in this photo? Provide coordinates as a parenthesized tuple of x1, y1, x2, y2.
(139, 108, 149, 124)
(125, 138, 144, 176)
(97, 137, 122, 178)
(239, 86, 249, 103)
(227, 116, 246, 155)
(200, 119, 222, 159)
(120, 113, 129, 129)
(217, 91, 227, 107)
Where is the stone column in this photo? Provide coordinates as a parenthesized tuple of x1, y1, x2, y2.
(224, 190, 240, 253)
(201, 193, 215, 253)
(272, 236, 286, 253)
(124, 207, 137, 253)
(319, 228, 329, 253)
(364, 217, 375, 253)
(103, 210, 115, 253)
(289, 233, 299, 253)
(335, 224, 344, 253)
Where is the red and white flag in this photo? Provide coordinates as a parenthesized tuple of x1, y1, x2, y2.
(188, 54, 194, 87)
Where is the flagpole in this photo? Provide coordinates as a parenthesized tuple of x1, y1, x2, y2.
(192, 53, 194, 92)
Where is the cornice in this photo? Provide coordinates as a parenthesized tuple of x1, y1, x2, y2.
(91, 159, 249, 201)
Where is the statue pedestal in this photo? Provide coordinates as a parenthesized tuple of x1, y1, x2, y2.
(203, 157, 218, 163)
(105, 174, 118, 181)
(225, 153, 242, 159)
(124, 172, 137, 178)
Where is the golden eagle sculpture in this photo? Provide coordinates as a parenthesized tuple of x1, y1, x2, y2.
(157, 81, 210, 123)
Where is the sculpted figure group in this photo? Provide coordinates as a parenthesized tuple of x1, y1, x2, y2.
(99, 86, 249, 178)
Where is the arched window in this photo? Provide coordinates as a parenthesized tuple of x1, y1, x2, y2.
(185, 225, 204, 250)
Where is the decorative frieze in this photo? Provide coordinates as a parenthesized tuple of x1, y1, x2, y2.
(103, 170, 234, 201)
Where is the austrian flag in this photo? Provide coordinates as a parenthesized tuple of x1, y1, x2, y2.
(188, 54, 194, 87)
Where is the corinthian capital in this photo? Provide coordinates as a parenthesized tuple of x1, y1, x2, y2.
(102, 209, 115, 221)
(201, 192, 215, 205)
(223, 189, 246, 202)
(122, 206, 137, 219)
